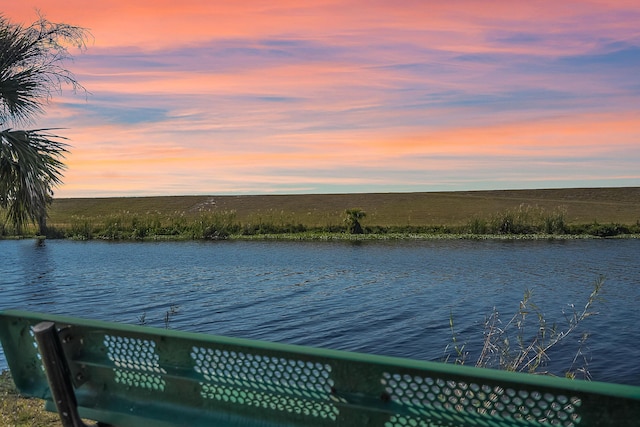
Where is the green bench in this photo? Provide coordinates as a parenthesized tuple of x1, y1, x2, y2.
(1, 310, 639, 426)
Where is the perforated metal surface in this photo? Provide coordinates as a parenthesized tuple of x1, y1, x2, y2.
(28, 328, 46, 373)
(381, 372, 581, 427)
(2, 310, 640, 427)
(192, 346, 339, 420)
(104, 334, 166, 391)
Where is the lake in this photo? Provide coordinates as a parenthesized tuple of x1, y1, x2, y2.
(1, 238, 639, 385)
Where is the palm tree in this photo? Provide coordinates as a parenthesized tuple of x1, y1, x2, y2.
(0, 14, 88, 235)
(344, 208, 366, 234)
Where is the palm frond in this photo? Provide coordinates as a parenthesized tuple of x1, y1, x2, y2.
(0, 128, 68, 232)
(0, 14, 90, 126)
(0, 14, 89, 234)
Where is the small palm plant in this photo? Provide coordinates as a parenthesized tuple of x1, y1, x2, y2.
(344, 208, 366, 234)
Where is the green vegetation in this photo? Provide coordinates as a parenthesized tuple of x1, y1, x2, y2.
(344, 208, 366, 234)
(1, 187, 639, 239)
(444, 276, 605, 379)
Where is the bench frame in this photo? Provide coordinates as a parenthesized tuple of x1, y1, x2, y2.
(1, 309, 639, 426)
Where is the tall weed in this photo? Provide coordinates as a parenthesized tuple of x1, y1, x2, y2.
(69, 216, 93, 240)
(445, 276, 604, 378)
(466, 205, 568, 235)
(189, 211, 238, 239)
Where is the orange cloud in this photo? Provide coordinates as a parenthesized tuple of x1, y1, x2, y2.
(4, 1, 639, 196)
(365, 111, 640, 157)
(8, 0, 639, 52)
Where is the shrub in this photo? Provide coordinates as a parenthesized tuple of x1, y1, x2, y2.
(542, 208, 567, 234)
(67, 216, 93, 240)
(468, 217, 488, 234)
(344, 208, 366, 234)
(44, 226, 65, 239)
(99, 213, 128, 240)
(190, 211, 238, 239)
(586, 222, 626, 237)
(489, 204, 541, 234)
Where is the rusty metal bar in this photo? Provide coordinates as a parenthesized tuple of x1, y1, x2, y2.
(32, 321, 92, 427)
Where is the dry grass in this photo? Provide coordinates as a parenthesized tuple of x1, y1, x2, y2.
(47, 187, 640, 229)
(0, 371, 61, 427)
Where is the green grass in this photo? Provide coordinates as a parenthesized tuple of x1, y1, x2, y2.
(0, 371, 63, 427)
(2, 187, 640, 239)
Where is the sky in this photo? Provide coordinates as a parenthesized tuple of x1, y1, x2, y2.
(5, 1, 640, 197)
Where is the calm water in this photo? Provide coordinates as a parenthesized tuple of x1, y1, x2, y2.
(1, 238, 639, 385)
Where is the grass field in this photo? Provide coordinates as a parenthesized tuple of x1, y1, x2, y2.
(48, 187, 640, 225)
(2, 187, 639, 239)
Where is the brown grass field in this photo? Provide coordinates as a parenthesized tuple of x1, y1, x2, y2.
(48, 187, 640, 229)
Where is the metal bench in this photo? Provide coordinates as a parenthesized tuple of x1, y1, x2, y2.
(1, 309, 638, 426)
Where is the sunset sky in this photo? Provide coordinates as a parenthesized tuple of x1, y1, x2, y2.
(5, 1, 640, 197)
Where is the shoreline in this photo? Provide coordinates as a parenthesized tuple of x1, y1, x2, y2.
(3, 187, 639, 240)
(2, 232, 639, 242)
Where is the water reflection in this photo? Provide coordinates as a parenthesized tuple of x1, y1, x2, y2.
(17, 239, 58, 306)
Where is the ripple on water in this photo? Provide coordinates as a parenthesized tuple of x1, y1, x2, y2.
(1, 239, 639, 385)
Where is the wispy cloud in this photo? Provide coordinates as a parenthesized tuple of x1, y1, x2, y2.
(5, 0, 640, 196)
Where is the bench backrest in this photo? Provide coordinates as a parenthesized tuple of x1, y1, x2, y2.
(1, 310, 639, 426)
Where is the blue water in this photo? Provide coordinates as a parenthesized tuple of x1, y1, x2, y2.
(1, 238, 639, 384)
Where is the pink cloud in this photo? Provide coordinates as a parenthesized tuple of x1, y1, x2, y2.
(3, 1, 639, 196)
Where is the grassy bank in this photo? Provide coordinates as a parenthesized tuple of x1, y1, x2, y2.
(2, 187, 639, 239)
(0, 371, 62, 427)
